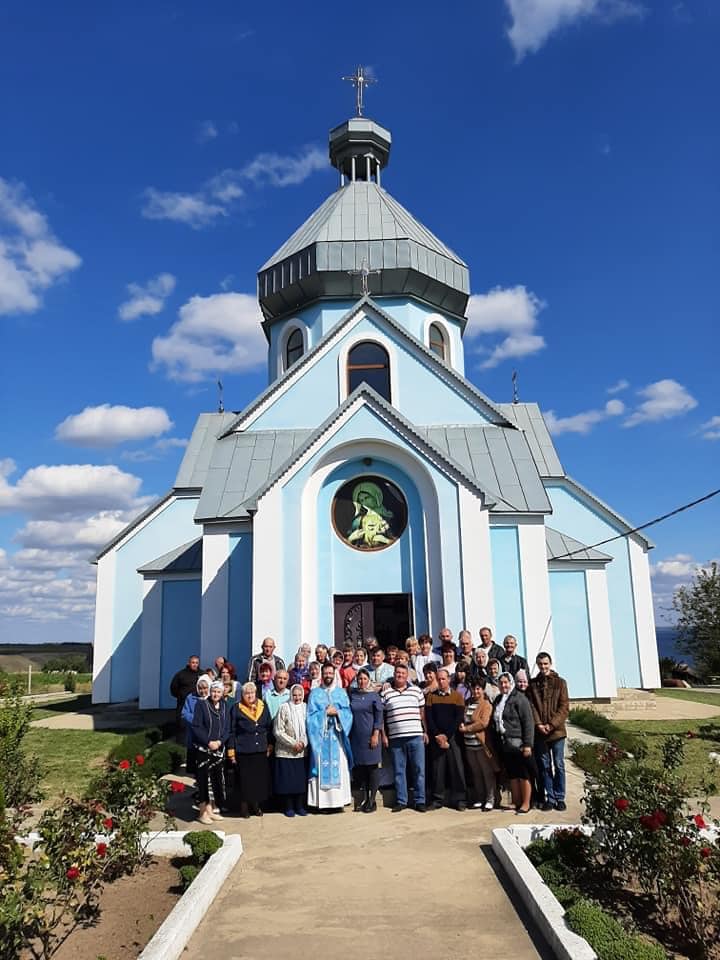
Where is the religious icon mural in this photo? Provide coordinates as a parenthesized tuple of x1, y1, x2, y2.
(332, 476, 408, 551)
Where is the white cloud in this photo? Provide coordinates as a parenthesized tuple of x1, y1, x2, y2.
(142, 145, 326, 228)
(651, 553, 697, 579)
(0, 462, 145, 518)
(15, 509, 141, 550)
(465, 285, 546, 368)
(197, 120, 218, 143)
(151, 292, 266, 381)
(623, 379, 698, 427)
(700, 416, 720, 441)
(607, 378, 629, 394)
(120, 436, 188, 463)
(504, 0, 645, 59)
(141, 188, 226, 229)
(118, 272, 176, 321)
(650, 552, 718, 620)
(544, 397, 625, 435)
(0, 176, 81, 315)
(55, 403, 174, 447)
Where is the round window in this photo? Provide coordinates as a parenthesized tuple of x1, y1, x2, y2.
(332, 476, 408, 551)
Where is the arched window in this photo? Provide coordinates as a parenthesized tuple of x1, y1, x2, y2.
(285, 327, 304, 369)
(429, 322, 447, 361)
(347, 341, 391, 401)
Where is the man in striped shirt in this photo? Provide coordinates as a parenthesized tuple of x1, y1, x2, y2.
(381, 663, 428, 813)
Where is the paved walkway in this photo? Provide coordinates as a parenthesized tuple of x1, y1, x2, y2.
(175, 762, 586, 960)
(604, 697, 720, 722)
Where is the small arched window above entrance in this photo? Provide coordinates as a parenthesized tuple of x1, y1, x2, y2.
(347, 341, 391, 401)
(285, 327, 304, 370)
(429, 322, 448, 362)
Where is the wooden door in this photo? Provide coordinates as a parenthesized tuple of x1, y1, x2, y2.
(333, 597, 375, 648)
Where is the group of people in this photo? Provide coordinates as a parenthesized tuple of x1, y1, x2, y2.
(169, 627, 570, 823)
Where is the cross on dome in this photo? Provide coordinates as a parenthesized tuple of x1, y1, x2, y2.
(342, 65, 377, 117)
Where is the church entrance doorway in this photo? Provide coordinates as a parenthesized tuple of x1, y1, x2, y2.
(333, 594, 413, 650)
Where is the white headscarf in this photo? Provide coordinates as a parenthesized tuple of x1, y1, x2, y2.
(493, 672, 515, 735)
(286, 685, 307, 743)
(196, 676, 211, 698)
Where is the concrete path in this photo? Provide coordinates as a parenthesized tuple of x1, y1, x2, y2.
(606, 698, 720, 722)
(175, 762, 586, 960)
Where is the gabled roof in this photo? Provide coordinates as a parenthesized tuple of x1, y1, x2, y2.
(497, 403, 564, 478)
(94, 491, 175, 562)
(547, 476, 654, 550)
(175, 412, 239, 489)
(545, 527, 612, 564)
(222, 296, 515, 436)
(138, 538, 203, 575)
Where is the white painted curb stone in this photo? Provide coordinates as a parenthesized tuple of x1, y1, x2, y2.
(139, 833, 243, 960)
(492, 826, 596, 960)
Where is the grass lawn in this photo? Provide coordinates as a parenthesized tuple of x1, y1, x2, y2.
(25, 728, 127, 801)
(614, 715, 720, 793)
(655, 688, 720, 709)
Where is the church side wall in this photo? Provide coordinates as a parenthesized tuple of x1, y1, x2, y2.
(228, 531, 253, 675)
(159, 579, 202, 708)
(489, 526, 526, 651)
(548, 569, 595, 698)
(545, 484, 642, 688)
(104, 497, 199, 703)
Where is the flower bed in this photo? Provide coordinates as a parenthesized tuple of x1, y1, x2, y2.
(497, 734, 720, 960)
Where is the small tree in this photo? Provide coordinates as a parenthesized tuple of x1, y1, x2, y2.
(673, 561, 720, 678)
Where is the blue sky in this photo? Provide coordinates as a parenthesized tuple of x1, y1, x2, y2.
(1, 0, 718, 644)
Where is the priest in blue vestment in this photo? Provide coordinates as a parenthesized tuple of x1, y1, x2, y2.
(307, 662, 354, 809)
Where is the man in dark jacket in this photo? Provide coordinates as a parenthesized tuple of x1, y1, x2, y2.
(247, 636, 285, 682)
(528, 652, 570, 811)
(499, 634, 529, 678)
(425, 669, 467, 810)
(477, 626, 504, 662)
(170, 655, 200, 743)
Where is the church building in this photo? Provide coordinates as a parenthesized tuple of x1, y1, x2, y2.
(92, 101, 660, 708)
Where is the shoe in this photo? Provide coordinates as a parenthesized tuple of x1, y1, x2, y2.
(391, 804, 407, 813)
(472, 802, 484, 809)
(428, 801, 443, 811)
(484, 801, 494, 811)
(209, 811, 224, 821)
(516, 808, 531, 815)
(197, 812, 214, 825)
(456, 802, 467, 811)
(284, 809, 295, 818)
(295, 807, 308, 816)
(253, 806, 264, 817)
(414, 803, 427, 813)
(555, 801, 567, 811)
(541, 802, 554, 812)
(363, 801, 377, 813)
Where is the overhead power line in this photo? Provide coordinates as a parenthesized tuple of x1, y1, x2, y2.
(552, 487, 720, 560)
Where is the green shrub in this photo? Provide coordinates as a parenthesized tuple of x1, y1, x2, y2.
(536, 860, 569, 888)
(107, 728, 162, 765)
(0, 687, 43, 810)
(178, 864, 200, 890)
(570, 741, 605, 775)
(569, 708, 644, 757)
(525, 837, 558, 866)
(143, 741, 184, 779)
(185, 830, 222, 865)
(64, 672, 77, 693)
(565, 899, 666, 960)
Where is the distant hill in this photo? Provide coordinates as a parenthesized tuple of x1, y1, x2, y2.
(0, 642, 92, 673)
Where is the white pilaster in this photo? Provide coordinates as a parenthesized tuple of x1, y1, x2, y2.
(139, 578, 163, 709)
(251, 486, 284, 660)
(628, 539, 661, 688)
(517, 520, 554, 664)
(585, 567, 617, 698)
(92, 550, 116, 703)
(458, 486, 494, 631)
(201, 528, 230, 667)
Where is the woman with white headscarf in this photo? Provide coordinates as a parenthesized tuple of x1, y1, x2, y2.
(190, 679, 230, 824)
(492, 672, 535, 814)
(272, 684, 309, 817)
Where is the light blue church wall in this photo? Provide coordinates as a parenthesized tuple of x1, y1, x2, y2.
(253, 313, 492, 432)
(278, 404, 464, 644)
(228, 531, 253, 672)
(545, 484, 641, 687)
(159, 579, 201, 709)
(268, 297, 465, 381)
(549, 570, 595, 698)
(490, 526, 526, 652)
(110, 496, 199, 702)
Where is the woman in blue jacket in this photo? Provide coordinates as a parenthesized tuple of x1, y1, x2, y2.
(191, 679, 231, 824)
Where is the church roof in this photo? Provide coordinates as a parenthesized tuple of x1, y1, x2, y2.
(497, 403, 564, 478)
(138, 538, 203, 575)
(193, 386, 551, 522)
(174, 412, 240, 489)
(545, 527, 612, 564)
